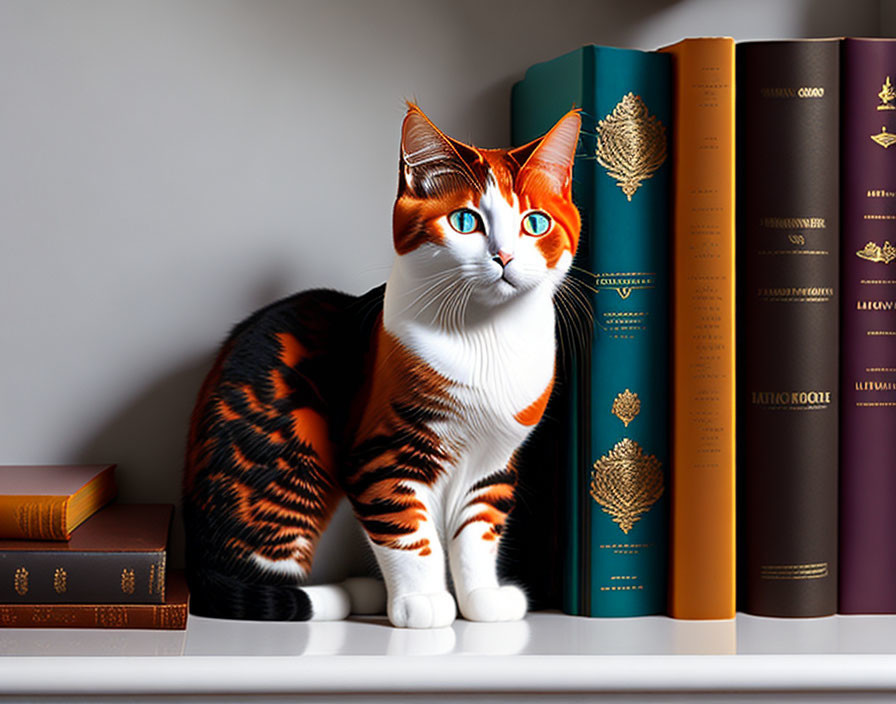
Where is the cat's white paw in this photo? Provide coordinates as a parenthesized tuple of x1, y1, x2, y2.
(304, 584, 351, 621)
(458, 585, 527, 622)
(388, 591, 456, 629)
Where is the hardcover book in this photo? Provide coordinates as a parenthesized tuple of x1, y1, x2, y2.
(658, 37, 737, 620)
(840, 37, 896, 614)
(513, 44, 671, 617)
(737, 39, 840, 617)
(0, 570, 188, 629)
(0, 504, 172, 604)
(0, 465, 116, 540)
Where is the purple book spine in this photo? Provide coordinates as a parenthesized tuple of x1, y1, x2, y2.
(840, 38, 896, 614)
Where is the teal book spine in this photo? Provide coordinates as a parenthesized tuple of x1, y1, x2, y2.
(512, 46, 671, 617)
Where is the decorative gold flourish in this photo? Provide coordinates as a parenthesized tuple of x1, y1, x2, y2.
(611, 389, 641, 427)
(14, 568, 28, 596)
(595, 93, 667, 201)
(879, 76, 895, 110)
(121, 568, 135, 595)
(857, 241, 896, 264)
(53, 568, 67, 594)
(590, 439, 664, 534)
(96, 606, 128, 628)
(871, 127, 896, 149)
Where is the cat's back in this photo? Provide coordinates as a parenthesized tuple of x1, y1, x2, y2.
(183, 285, 384, 566)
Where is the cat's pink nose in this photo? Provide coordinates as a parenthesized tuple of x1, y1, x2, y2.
(493, 250, 514, 267)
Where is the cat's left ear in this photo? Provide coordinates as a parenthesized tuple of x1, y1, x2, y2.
(511, 110, 581, 194)
(399, 103, 480, 197)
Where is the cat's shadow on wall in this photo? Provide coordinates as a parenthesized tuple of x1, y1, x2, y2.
(72, 275, 375, 578)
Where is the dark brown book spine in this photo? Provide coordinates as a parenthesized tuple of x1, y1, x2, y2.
(0, 571, 187, 629)
(737, 40, 839, 617)
(0, 551, 166, 604)
(840, 38, 896, 614)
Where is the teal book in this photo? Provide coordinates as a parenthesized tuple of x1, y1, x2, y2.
(512, 46, 671, 617)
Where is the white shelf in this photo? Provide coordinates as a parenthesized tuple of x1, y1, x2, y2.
(3, 612, 896, 699)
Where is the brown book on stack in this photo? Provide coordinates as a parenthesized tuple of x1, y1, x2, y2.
(0, 570, 188, 629)
(0, 465, 117, 540)
(0, 504, 172, 604)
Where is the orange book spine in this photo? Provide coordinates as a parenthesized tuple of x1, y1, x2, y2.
(659, 38, 736, 619)
(0, 495, 69, 540)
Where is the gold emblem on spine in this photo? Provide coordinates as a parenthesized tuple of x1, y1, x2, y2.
(611, 389, 641, 427)
(857, 241, 896, 264)
(13, 568, 28, 596)
(879, 76, 895, 110)
(871, 126, 896, 149)
(590, 439, 664, 534)
(53, 568, 67, 594)
(595, 93, 667, 201)
(121, 568, 136, 595)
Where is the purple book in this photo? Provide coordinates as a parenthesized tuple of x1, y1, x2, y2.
(840, 38, 896, 614)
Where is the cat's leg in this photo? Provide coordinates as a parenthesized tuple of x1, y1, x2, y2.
(366, 503, 456, 629)
(347, 480, 455, 628)
(448, 465, 527, 622)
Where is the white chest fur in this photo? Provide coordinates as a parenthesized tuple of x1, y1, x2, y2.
(383, 257, 556, 464)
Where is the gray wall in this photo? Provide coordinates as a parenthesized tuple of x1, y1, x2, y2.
(0, 0, 886, 578)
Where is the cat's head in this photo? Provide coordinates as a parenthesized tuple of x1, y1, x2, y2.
(392, 104, 580, 308)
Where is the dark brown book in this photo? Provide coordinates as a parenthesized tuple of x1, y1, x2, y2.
(0, 504, 172, 604)
(0, 465, 117, 540)
(0, 570, 188, 629)
(737, 40, 840, 617)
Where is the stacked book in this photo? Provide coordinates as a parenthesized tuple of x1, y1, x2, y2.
(0, 465, 187, 629)
(511, 37, 896, 619)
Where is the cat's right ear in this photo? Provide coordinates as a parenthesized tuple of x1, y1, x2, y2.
(399, 104, 480, 197)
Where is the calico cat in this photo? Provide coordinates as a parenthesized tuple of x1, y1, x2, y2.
(182, 104, 581, 628)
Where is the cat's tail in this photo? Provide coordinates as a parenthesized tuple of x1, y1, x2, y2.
(187, 568, 385, 621)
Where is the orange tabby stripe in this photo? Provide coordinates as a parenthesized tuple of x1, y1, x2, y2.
(276, 332, 307, 367)
(270, 369, 291, 400)
(514, 377, 554, 426)
(290, 408, 334, 470)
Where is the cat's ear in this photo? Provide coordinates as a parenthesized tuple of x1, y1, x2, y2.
(511, 110, 581, 194)
(399, 103, 481, 197)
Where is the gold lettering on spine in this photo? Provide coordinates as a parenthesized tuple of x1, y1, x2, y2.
(855, 381, 896, 391)
(759, 217, 826, 229)
(595, 93, 667, 201)
(760, 87, 825, 98)
(751, 391, 832, 409)
(591, 439, 664, 534)
(121, 568, 135, 595)
(53, 568, 67, 594)
(761, 562, 829, 580)
(13, 568, 28, 596)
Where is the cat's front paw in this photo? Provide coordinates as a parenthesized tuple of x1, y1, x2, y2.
(458, 585, 527, 622)
(388, 591, 456, 629)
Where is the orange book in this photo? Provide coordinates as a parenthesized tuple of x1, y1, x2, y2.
(0, 465, 117, 540)
(658, 38, 736, 619)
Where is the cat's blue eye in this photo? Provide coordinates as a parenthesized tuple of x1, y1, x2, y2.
(522, 211, 551, 237)
(448, 209, 481, 234)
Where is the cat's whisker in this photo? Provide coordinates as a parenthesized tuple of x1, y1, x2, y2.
(394, 274, 459, 320)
